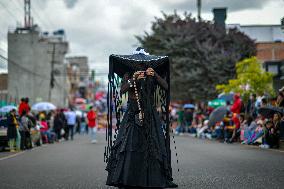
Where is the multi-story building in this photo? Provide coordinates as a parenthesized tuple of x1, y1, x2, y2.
(66, 56, 90, 102)
(228, 24, 284, 91)
(8, 26, 70, 107)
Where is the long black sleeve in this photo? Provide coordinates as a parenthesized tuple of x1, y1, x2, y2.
(155, 72, 168, 90)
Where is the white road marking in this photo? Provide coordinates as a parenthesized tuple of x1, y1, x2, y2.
(0, 151, 25, 161)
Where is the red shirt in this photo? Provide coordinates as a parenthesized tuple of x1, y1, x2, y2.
(40, 121, 49, 132)
(87, 110, 96, 128)
(18, 102, 30, 116)
(231, 95, 242, 114)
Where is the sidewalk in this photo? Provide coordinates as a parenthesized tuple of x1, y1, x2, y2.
(178, 133, 284, 153)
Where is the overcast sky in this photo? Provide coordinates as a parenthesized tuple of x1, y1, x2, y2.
(0, 0, 284, 75)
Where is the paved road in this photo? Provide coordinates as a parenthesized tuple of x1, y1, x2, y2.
(0, 133, 284, 189)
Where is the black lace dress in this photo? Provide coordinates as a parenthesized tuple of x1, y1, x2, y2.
(106, 72, 173, 188)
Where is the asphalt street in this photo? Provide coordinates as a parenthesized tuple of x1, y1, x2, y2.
(0, 133, 284, 189)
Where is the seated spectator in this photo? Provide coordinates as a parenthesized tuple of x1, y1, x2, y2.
(223, 112, 235, 143)
(188, 119, 197, 134)
(40, 118, 55, 143)
(247, 120, 264, 144)
(261, 121, 279, 149)
(196, 120, 209, 139)
(242, 115, 257, 144)
(211, 122, 223, 140)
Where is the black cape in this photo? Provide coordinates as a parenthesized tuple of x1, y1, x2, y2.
(105, 53, 173, 188)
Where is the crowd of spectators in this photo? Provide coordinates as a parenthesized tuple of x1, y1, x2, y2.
(172, 89, 284, 149)
(3, 97, 98, 152)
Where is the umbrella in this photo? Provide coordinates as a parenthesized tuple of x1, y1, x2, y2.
(208, 106, 228, 127)
(208, 99, 226, 108)
(183, 104, 195, 109)
(31, 102, 56, 111)
(258, 106, 283, 118)
(218, 92, 234, 102)
(95, 91, 105, 100)
(0, 105, 17, 113)
(75, 98, 86, 104)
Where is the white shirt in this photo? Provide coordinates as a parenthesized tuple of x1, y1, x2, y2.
(66, 111, 76, 125)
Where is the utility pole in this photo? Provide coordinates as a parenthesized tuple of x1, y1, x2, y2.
(197, 0, 201, 22)
(48, 43, 56, 102)
(281, 17, 284, 31)
(24, 0, 31, 28)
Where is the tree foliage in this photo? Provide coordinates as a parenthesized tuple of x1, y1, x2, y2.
(136, 12, 256, 101)
(216, 57, 275, 99)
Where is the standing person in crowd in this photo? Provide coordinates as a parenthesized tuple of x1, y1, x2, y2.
(58, 109, 67, 139)
(229, 113, 245, 143)
(175, 107, 185, 134)
(80, 112, 87, 134)
(53, 111, 63, 141)
(18, 98, 26, 116)
(272, 113, 281, 148)
(19, 110, 30, 150)
(246, 94, 257, 118)
(18, 97, 30, 116)
(184, 108, 194, 132)
(7, 109, 20, 152)
(76, 114, 81, 134)
(66, 109, 76, 140)
(231, 94, 242, 114)
(276, 87, 284, 107)
(25, 97, 31, 113)
(87, 106, 97, 143)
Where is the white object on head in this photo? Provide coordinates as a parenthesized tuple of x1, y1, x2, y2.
(132, 48, 149, 55)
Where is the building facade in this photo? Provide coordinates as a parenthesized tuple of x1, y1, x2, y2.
(8, 26, 70, 107)
(66, 56, 90, 104)
(228, 24, 284, 91)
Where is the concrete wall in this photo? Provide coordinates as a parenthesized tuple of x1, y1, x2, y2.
(8, 29, 69, 107)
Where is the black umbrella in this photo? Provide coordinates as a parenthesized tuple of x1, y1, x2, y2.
(208, 106, 228, 127)
(258, 106, 283, 118)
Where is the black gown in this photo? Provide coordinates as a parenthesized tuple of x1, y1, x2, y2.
(106, 73, 173, 188)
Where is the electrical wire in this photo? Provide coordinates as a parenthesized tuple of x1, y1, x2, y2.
(0, 54, 48, 78)
(0, 1, 20, 22)
(33, 0, 56, 29)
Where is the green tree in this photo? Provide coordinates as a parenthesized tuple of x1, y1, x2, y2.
(216, 57, 275, 99)
(136, 12, 256, 101)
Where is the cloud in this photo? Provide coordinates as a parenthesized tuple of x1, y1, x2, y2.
(0, 0, 283, 75)
(154, 0, 272, 13)
(63, 0, 78, 9)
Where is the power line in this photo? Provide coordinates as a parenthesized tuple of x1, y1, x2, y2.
(33, 0, 56, 29)
(0, 54, 48, 78)
(10, 0, 24, 19)
(0, 1, 20, 22)
(30, 4, 51, 29)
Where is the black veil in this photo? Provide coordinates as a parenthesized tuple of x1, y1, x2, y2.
(104, 52, 172, 176)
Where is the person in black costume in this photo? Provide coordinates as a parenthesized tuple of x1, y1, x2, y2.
(106, 57, 178, 188)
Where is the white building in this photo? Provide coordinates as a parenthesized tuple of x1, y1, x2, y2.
(227, 24, 284, 42)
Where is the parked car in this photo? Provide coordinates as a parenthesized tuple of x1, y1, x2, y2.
(0, 117, 8, 151)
